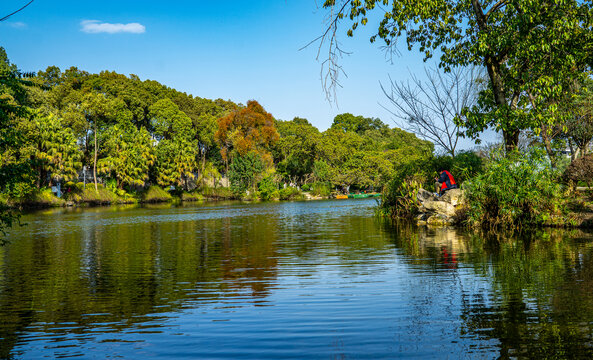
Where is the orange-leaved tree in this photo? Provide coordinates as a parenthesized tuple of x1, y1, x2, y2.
(215, 100, 279, 174)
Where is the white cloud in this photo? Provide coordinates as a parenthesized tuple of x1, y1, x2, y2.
(5, 22, 27, 29)
(81, 20, 145, 34)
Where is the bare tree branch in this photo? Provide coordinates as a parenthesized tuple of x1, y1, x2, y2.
(381, 66, 483, 157)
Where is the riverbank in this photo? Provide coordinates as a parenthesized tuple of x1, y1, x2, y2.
(411, 187, 593, 229)
(3, 184, 334, 210)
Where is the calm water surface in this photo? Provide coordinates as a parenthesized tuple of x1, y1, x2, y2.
(1, 199, 593, 359)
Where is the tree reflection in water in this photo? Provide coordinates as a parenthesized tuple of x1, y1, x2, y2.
(390, 223, 593, 358)
(1, 202, 593, 358)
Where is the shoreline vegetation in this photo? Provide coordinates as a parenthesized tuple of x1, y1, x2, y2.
(1, 46, 431, 235)
(1, 43, 593, 235)
(2, 183, 337, 210)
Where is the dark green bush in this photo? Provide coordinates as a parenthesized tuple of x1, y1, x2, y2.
(229, 152, 264, 195)
(464, 148, 567, 228)
(258, 176, 277, 200)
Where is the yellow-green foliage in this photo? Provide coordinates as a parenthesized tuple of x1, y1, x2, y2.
(181, 192, 204, 202)
(25, 188, 65, 207)
(143, 186, 172, 203)
(63, 182, 122, 204)
(278, 187, 303, 201)
(200, 186, 235, 200)
(80, 186, 120, 204)
(310, 182, 331, 197)
(0, 194, 9, 206)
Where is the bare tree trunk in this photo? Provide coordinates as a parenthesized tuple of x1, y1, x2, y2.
(93, 122, 98, 192)
(201, 151, 206, 187)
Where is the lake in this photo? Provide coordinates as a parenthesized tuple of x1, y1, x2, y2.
(1, 198, 593, 359)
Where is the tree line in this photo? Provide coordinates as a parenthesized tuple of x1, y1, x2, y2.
(0, 47, 432, 205)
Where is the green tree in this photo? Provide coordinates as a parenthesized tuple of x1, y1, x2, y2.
(81, 92, 130, 191)
(98, 123, 155, 189)
(274, 117, 321, 184)
(30, 113, 82, 187)
(0, 47, 34, 241)
(320, 0, 593, 152)
(228, 152, 264, 195)
(564, 78, 593, 159)
(330, 113, 387, 134)
(150, 99, 199, 190)
(154, 138, 198, 190)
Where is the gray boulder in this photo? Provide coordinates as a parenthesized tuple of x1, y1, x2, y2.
(416, 188, 465, 226)
(440, 188, 464, 206)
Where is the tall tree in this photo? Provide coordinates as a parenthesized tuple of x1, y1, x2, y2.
(98, 122, 155, 189)
(0, 47, 34, 241)
(81, 92, 130, 191)
(330, 113, 388, 134)
(29, 114, 82, 187)
(319, 0, 593, 152)
(150, 99, 199, 190)
(215, 100, 279, 174)
(274, 117, 321, 184)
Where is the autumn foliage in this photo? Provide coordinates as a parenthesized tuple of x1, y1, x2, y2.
(215, 100, 279, 166)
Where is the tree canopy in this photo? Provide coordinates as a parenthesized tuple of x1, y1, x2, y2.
(321, 0, 593, 151)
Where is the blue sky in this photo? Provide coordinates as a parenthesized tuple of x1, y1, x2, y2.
(1, 0, 488, 148)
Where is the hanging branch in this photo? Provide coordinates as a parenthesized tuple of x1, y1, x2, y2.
(0, 0, 35, 22)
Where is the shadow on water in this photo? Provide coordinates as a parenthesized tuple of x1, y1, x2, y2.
(1, 200, 593, 358)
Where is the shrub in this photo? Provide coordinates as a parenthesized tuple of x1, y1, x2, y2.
(431, 151, 483, 185)
(278, 187, 302, 200)
(182, 192, 204, 202)
(258, 176, 277, 200)
(142, 186, 172, 203)
(200, 186, 235, 200)
(24, 188, 65, 207)
(310, 182, 331, 197)
(377, 176, 422, 219)
(464, 148, 567, 228)
(80, 186, 120, 204)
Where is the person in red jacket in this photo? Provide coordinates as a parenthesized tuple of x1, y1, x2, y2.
(435, 168, 459, 196)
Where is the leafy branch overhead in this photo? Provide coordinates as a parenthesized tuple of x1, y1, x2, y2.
(320, 0, 593, 152)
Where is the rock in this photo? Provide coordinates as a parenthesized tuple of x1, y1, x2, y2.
(415, 188, 466, 227)
(427, 214, 453, 226)
(419, 200, 457, 217)
(417, 188, 437, 202)
(440, 188, 464, 206)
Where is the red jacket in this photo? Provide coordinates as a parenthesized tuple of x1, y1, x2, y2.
(438, 170, 457, 191)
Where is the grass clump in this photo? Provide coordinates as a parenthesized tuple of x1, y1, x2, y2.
(142, 186, 172, 203)
(23, 188, 65, 207)
(80, 185, 120, 205)
(200, 186, 235, 200)
(181, 192, 204, 202)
